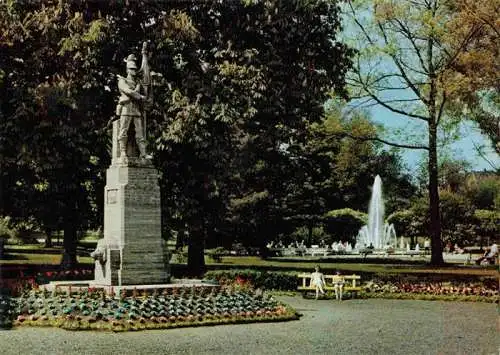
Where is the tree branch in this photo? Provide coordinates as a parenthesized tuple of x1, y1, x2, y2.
(364, 88, 429, 121)
(393, 18, 428, 74)
(376, 21, 429, 104)
(471, 140, 498, 171)
(347, 1, 376, 46)
(322, 132, 429, 151)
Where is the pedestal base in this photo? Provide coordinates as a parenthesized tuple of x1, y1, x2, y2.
(93, 163, 170, 286)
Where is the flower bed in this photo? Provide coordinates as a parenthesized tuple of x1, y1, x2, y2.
(204, 269, 298, 291)
(34, 269, 93, 285)
(363, 278, 498, 302)
(8, 286, 299, 331)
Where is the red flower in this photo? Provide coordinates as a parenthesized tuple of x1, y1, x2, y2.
(235, 276, 246, 285)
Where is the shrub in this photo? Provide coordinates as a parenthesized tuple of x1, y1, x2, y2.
(323, 208, 367, 243)
(204, 270, 298, 291)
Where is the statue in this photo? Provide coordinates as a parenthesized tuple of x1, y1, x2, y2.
(116, 42, 153, 162)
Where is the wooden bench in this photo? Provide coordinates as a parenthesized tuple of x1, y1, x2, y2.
(297, 273, 362, 298)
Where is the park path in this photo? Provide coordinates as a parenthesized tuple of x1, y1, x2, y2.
(0, 296, 497, 355)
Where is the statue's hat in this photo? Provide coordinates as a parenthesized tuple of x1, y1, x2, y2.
(124, 54, 138, 69)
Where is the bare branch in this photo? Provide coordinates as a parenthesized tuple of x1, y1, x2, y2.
(373, 82, 430, 91)
(471, 140, 498, 171)
(337, 132, 429, 150)
(364, 88, 429, 121)
(345, 97, 374, 111)
(349, 97, 421, 109)
(347, 1, 376, 46)
(392, 18, 429, 73)
(368, 73, 405, 85)
(376, 21, 429, 104)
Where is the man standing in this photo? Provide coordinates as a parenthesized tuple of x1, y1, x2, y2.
(116, 44, 152, 161)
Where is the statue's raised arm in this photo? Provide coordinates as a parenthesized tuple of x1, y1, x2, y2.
(140, 41, 152, 104)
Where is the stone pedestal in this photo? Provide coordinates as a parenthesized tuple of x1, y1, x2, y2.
(92, 160, 170, 286)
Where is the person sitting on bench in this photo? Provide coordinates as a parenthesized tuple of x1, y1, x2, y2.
(332, 271, 345, 301)
(311, 265, 326, 300)
(475, 243, 498, 265)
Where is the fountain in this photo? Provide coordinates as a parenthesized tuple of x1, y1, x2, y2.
(356, 175, 397, 249)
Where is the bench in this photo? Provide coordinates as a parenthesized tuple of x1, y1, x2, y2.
(297, 273, 362, 298)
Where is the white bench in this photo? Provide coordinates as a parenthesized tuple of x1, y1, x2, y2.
(297, 273, 362, 298)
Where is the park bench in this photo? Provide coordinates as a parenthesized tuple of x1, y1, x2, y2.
(297, 273, 362, 299)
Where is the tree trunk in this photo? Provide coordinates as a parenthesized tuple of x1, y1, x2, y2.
(187, 223, 206, 277)
(60, 203, 78, 269)
(428, 117, 444, 265)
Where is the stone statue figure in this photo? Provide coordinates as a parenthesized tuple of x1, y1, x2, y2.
(116, 41, 153, 161)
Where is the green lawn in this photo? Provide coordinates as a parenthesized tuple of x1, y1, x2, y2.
(1, 248, 496, 277)
(205, 256, 498, 276)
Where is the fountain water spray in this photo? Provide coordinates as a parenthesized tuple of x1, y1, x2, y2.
(356, 175, 397, 249)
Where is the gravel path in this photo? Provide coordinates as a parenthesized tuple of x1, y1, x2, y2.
(0, 296, 497, 355)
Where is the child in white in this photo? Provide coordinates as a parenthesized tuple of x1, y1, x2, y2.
(311, 266, 326, 300)
(332, 271, 345, 301)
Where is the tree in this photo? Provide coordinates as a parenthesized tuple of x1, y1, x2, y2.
(181, 0, 354, 262)
(344, 0, 493, 264)
(0, 1, 110, 267)
(439, 190, 476, 246)
(474, 209, 500, 248)
(464, 173, 500, 210)
(444, 0, 500, 156)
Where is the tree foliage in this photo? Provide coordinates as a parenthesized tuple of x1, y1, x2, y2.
(442, 0, 500, 158)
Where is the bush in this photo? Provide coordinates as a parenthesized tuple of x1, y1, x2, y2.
(204, 269, 298, 291)
(323, 208, 367, 243)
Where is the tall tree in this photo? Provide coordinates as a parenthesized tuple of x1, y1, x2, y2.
(0, 1, 110, 266)
(344, 0, 494, 264)
(156, 0, 353, 270)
